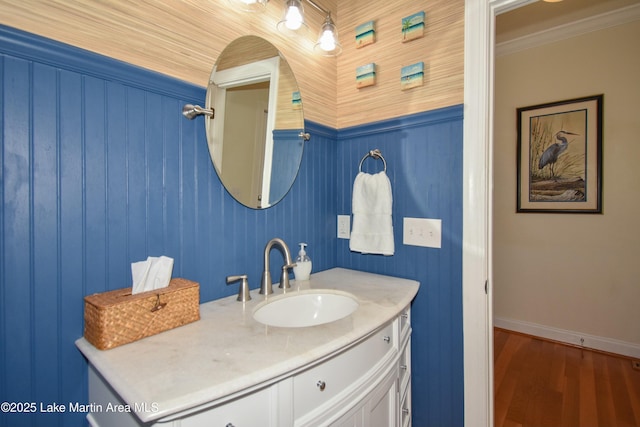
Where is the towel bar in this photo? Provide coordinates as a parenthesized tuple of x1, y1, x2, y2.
(358, 149, 387, 173)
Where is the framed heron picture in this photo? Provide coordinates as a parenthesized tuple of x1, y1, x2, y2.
(516, 94, 603, 213)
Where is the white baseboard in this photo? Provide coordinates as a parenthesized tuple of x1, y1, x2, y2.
(494, 317, 640, 359)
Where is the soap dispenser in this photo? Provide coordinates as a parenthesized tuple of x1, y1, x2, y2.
(293, 243, 312, 281)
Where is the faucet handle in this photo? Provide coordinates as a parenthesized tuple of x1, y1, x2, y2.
(278, 263, 296, 289)
(226, 275, 251, 302)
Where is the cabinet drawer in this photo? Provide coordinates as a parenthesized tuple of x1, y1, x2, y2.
(398, 339, 411, 394)
(176, 386, 273, 427)
(399, 306, 411, 340)
(400, 381, 412, 427)
(293, 321, 396, 419)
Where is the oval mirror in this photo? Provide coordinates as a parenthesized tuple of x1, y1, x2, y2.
(205, 36, 306, 209)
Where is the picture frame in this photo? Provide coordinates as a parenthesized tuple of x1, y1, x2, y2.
(356, 63, 376, 89)
(400, 62, 424, 90)
(355, 20, 375, 48)
(401, 11, 425, 42)
(516, 94, 603, 213)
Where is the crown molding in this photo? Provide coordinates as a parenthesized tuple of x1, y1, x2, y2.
(496, 3, 640, 57)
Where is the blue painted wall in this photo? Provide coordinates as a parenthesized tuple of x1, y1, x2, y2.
(0, 26, 463, 427)
(336, 109, 464, 427)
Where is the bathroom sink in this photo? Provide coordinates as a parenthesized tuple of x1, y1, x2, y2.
(253, 290, 359, 328)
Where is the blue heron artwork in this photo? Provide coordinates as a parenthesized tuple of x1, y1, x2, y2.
(517, 95, 602, 213)
(528, 110, 587, 202)
(538, 130, 580, 178)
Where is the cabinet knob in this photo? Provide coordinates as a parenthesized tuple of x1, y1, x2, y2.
(400, 364, 408, 371)
(316, 380, 326, 391)
(403, 408, 410, 415)
(383, 335, 391, 343)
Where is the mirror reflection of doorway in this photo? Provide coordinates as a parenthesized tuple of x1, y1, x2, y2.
(222, 83, 270, 206)
(206, 46, 285, 209)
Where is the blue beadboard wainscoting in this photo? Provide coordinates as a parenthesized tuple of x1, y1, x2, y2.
(336, 109, 464, 427)
(1, 25, 463, 427)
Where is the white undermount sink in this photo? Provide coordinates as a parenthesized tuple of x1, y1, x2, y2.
(252, 290, 359, 328)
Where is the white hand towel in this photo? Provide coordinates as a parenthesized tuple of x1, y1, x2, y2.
(349, 171, 394, 255)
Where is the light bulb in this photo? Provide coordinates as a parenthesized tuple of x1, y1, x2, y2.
(285, 6, 303, 30)
(319, 29, 336, 51)
(314, 16, 341, 56)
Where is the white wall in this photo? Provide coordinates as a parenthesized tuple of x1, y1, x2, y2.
(493, 18, 640, 355)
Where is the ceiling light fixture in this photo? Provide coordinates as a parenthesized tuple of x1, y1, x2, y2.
(277, 0, 341, 56)
(231, 0, 341, 56)
(313, 12, 341, 56)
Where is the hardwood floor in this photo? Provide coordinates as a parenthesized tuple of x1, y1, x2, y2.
(494, 328, 640, 427)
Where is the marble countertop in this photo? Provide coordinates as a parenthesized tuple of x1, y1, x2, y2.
(76, 268, 419, 423)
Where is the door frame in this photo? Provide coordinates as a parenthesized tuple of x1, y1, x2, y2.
(462, 1, 536, 426)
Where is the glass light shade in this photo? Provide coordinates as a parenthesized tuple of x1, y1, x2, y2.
(277, 0, 309, 35)
(228, 0, 269, 12)
(313, 17, 342, 56)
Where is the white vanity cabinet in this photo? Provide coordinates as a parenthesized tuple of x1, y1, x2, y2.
(293, 318, 399, 427)
(78, 269, 419, 427)
(87, 306, 412, 427)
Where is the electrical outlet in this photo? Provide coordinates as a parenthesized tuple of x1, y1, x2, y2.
(337, 215, 350, 239)
(403, 217, 442, 248)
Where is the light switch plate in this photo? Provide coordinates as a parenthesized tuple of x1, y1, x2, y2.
(337, 215, 351, 239)
(403, 217, 442, 248)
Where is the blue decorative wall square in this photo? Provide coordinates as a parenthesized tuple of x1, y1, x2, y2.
(355, 20, 376, 48)
(402, 11, 426, 42)
(401, 62, 424, 90)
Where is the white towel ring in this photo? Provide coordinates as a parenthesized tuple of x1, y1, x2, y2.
(358, 149, 387, 173)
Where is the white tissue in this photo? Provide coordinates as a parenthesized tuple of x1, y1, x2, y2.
(131, 256, 174, 295)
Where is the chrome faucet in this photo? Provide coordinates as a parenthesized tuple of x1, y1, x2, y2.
(261, 238, 296, 295)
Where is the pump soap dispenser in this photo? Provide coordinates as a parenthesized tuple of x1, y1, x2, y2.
(293, 243, 312, 281)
